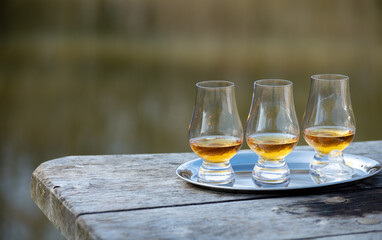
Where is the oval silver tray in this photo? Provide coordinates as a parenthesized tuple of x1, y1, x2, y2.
(176, 150, 381, 192)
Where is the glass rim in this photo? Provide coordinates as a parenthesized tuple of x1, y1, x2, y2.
(311, 74, 349, 81)
(196, 80, 235, 89)
(254, 79, 293, 87)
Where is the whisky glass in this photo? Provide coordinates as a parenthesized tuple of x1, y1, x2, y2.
(246, 79, 299, 186)
(189, 80, 243, 185)
(302, 74, 355, 174)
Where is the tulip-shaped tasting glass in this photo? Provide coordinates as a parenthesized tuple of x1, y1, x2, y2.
(246, 80, 299, 186)
(189, 81, 243, 185)
(302, 74, 355, 174)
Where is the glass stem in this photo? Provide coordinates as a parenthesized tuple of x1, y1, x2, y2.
(252, 157, 290, 186)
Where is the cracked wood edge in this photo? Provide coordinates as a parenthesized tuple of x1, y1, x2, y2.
(31, 160, 77, 240)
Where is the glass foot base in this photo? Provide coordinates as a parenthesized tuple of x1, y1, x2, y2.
(310, 151, 354, 184)
(309, 154, 329, 175)
(198, 161, 235, 185)
(252, 159, 290, 186)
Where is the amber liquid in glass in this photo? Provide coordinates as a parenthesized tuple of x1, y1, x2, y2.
(303, 126, 355, 154)
(190, 136, 242, 163)
(247, 133, 298, 160)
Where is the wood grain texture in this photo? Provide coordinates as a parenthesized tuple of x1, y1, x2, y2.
(76, 188, 382, 239)
(31, 141, 382, 240)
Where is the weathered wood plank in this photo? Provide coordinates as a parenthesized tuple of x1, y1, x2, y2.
(31, 141, 382, 240)
(31, 153, 259, 240)
(313, 232, 382, 240)
(76, 187, 382, 240)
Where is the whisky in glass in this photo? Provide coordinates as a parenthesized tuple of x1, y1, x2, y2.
(302, 74, 356, 174)
(189, 81, 243, 185)
(246, 79, 299, 186)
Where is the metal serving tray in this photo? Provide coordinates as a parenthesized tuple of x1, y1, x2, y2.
(176, 151, 381, 192)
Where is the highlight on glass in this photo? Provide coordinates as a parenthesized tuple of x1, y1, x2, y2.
(246, 79, 299, 186)
(188, 80, 243, 185)
(302, 74, 356, 178)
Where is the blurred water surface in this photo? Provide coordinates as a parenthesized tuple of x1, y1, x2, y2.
(0, 0, 381, 239)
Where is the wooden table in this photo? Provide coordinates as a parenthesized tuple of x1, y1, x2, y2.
(31, 141, 382, 240)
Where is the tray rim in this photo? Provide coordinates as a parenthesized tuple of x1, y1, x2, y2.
(176, 150, 382, 192)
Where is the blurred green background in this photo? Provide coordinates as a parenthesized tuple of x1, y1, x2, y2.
(0, 0, 381, 239)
